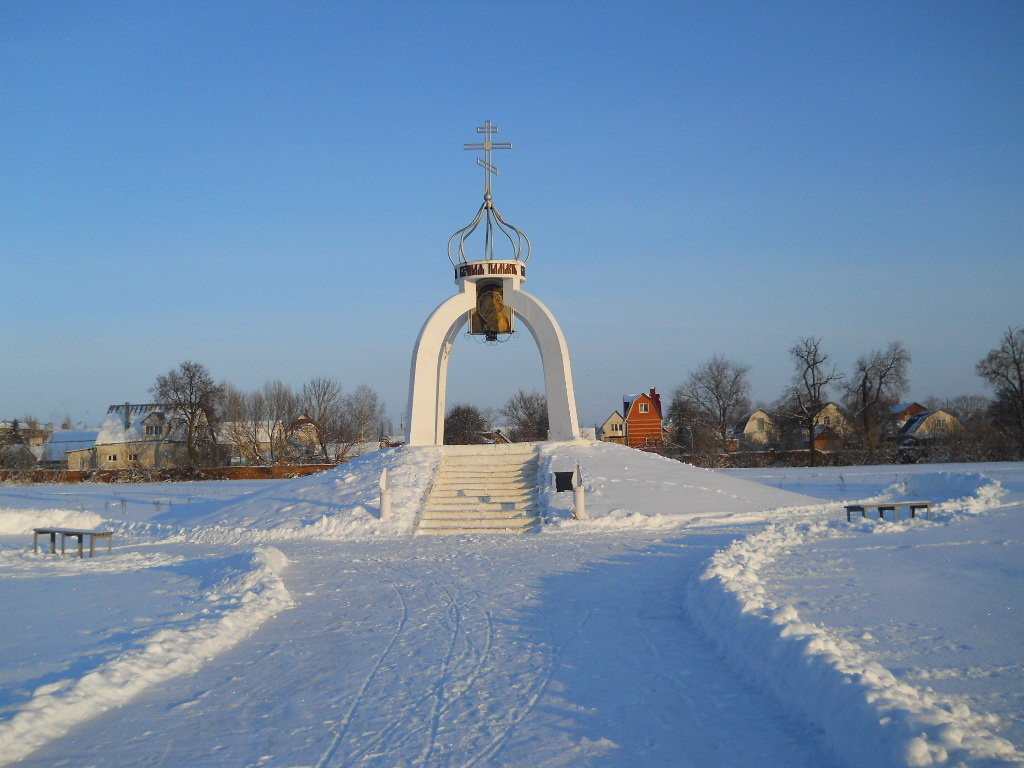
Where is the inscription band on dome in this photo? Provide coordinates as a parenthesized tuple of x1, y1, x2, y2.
(455, 260, 526, 280)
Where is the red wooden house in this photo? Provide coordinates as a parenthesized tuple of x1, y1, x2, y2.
(623, 388, 666, 449)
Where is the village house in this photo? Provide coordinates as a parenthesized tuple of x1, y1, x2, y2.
(65, 403, 197, 471)
(218, 420, 289, 465)
(0, 419, 54, 448)
(40, 429, 100, 468)
(891, 402, 929, 430)
(731, 409, 776, 449)
(608, 388, 666, 450)
(900, 409, 965, 445)
(597, 411, 626, 444)
(782, 402, 853, 452)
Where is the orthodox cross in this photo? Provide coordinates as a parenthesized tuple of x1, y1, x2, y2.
(464, 120, 512, 196)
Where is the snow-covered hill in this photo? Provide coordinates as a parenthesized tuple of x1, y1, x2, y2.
(0, 445, 1020, 767)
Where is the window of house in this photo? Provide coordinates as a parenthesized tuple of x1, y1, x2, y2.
(639, 403, 649, 413)
(107, 454, 117, 462)
(146, 425, 162, 437)
(128, 453, 139, 461)
(756, 418, 765, 432)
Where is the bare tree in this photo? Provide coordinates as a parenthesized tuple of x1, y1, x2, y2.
(151, 361, 223, 468)
(843, 341, 911, 448)
(500, 390, 548, 442)
(672, 356, 751, 452)
(221, 382, 273, 465)
(977, 326, 1024, 458)
(300, 377, 345, 462)
(666, 393, 715, 453)
(784, 337, 843, 466)
(945, 394, 992, 424)
(341, 385, 386, 444)
(445, 404, 486, 445)
(262, 380, 299, 463)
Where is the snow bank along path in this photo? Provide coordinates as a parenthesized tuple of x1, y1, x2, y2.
(687, 471, 1022, 767)
(2, 444, 1021, 766)
(0, 547, 293, 767)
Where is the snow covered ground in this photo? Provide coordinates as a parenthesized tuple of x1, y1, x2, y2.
(0, 443, 1020, 767)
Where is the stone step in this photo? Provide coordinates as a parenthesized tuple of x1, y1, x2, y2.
(415, 526, 539, 536)
(440, 471, 537, 481)
(440, 464, 537, 473)
(429, 487, 535, 498)
(423, 501, 536, 514)
(417, 519, 540, 533)
(417, 448, 540, 535)
(422, 507, 537, 519)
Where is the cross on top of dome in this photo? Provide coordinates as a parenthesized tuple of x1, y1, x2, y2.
(463, 120, 512, 196)
(448, 120, 532, 266)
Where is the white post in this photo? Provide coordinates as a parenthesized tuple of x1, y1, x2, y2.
(572, 462, 586, 521)
(379, 468, 392, 521)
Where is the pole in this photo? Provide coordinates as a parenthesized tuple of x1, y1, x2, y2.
(572, 462, 586, 520)
(379, 468, 392, 521)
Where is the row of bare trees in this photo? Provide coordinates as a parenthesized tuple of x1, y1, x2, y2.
(667, 326, 1024, 463)
(444, 390, 549, 445)
(151, 361, 387, 468)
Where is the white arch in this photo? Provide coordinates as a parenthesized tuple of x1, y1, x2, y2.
(405, 284, 580, 445)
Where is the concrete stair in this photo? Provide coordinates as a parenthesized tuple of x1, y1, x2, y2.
(417, 445, 541, 535)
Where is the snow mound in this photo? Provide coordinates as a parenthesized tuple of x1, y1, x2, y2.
(687, 519, 1022, 767)
(539, 441, 824, 528)
(0, 547, 294, 767)
(153, 447, 441, 541)
(0, 508, 104, 535)
(880, 471, 1006, 519)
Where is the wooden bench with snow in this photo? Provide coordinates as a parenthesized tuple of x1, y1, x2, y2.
(844, 501, 932, 522)
(33, 527, 114, 558)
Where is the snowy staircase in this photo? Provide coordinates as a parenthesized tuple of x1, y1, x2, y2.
(417, 445, 541, 535)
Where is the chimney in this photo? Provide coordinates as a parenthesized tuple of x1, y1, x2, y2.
(650, 388, 662, 415)
(123, 402, 131, 432)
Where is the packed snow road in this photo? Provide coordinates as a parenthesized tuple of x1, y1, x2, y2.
(17, 533, 839, 768)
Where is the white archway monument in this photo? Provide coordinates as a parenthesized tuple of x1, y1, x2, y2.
(405, 121, 581, 446)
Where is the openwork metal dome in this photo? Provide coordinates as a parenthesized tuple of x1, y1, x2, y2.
(447, 120, 532, 267)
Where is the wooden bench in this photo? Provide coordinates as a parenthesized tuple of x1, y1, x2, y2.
(33, 528, 114, 558)
(845, 501, 932, 522)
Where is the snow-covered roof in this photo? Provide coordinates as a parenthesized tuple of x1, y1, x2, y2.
(95, 404, 186, 445)
(42, 430, 100, 462)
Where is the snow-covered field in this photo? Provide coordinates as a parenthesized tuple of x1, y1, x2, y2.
(0, 443, 1020, 767)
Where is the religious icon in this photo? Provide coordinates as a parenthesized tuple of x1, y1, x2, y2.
(470, 283, 513, 340)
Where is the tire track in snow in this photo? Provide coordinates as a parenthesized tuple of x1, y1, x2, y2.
(342, 569, 497, 766)
(462, 606, 594, 768)
(314, 569, 409, 768)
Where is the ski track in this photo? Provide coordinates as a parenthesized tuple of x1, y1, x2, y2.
(11, 535, 842, 768)
(314, 562, 410, 768)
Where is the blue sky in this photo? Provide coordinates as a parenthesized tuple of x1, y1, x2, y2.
(3, 1, 1022, 429)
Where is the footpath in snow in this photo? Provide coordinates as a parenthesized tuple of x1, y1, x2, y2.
(0, 442, 1021, 767)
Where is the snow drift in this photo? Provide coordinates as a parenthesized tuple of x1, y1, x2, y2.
(686, 473, 1021, 767)
(0, 547, 294, 767)
(0, 508, 103, 535)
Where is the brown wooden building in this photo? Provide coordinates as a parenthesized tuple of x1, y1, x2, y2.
(622, 388, 667, 449)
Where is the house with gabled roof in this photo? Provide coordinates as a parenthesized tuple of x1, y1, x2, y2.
(782, 402, 853, 451)
(597, 411, 626, 444)
(891, 402, 928, 430)
(621, 388, 667, 449)
(731, 409, 776, 448)
(66, 403, 195, 471)
(40, 430, 100, 468)
(900, 409, 964, 445)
